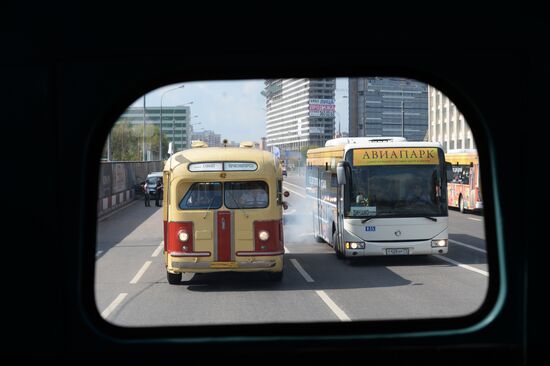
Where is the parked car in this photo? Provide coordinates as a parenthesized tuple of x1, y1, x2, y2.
(145, 172, 163, 198)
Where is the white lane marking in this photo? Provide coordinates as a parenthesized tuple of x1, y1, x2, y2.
(130, 261, 152, 284)
(284, 246, 291, 254)
(468, 217, 483, 222)
(449, 239, 487, 254)
(283, 186, 306, 198)
(101, 293, 128, 319)
(290, 258, 315, 282)
(434, 255, 489, 277)
(152, 242, 164, 257)
(298, 232, 315, 237)
(283, 209, 296, 215)
(316, 290, 351, 322)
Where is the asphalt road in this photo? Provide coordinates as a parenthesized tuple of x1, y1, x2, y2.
(95, 173, 488, 326)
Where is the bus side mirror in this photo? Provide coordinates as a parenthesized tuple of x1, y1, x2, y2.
(337, 161, 349, 185)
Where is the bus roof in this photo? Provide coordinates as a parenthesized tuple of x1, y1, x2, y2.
(165, 147, 278, 173)
(445, 149, 479, 165)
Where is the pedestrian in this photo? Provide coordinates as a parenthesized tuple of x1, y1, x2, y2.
(155, 180, 163, 207)
(142, 181, 151, 207)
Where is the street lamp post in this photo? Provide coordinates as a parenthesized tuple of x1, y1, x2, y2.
(160, 85, 185, 160)
(143, 94, 146, 161)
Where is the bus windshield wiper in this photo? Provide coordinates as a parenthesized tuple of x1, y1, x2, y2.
(227, 190, 249, 218)
(202, 196, 218, 219)
(361, 216, 438, 223)
(361, 216, 379, 223)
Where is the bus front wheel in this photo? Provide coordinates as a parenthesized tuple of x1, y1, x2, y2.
(333, 232, 345, 260)
(167, 271, 182, 285)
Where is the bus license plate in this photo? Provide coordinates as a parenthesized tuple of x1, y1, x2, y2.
(385, 248, 409, 255)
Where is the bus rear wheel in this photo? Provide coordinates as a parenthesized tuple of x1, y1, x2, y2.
(167, 271, 182, 285)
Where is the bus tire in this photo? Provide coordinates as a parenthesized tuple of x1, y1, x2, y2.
(333, 232, 345, 260)
(167, 271, 182, 285)
(267, 271, 283, 282)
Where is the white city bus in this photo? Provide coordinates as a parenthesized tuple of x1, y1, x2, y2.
(306, 137, 449, 259)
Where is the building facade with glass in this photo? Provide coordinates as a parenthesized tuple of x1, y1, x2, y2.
(348, 77, 428, 141)
(264, 78, 336, 152)
(427, 85, 475, 152)
(118, 106, 191, 158)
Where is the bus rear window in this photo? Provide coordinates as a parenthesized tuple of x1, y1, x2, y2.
(179, 182, 222, 210)
(224, 181, 268, 209)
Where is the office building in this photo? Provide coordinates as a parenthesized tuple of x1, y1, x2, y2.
(118, 106, 191, 158)
(264, 78, 336, 152)
(349, 77, 428, 141)
(191, 129, 222, 147)
(427, 86, 475, 152)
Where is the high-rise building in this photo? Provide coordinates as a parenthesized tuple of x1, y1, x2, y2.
(118, 106, 191, 157)
(264, 78, 336, 152)
(191, 129, 221, 147)
(427, 86, 475, 152)
(348, 77, 428, 141)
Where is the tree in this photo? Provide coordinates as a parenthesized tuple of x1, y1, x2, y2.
(104, 120, 168, 161)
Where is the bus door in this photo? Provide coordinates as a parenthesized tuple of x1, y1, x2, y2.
(216, 210, 233, 261)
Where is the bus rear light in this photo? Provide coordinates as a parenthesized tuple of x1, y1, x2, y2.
(178, 231, 190, 242)
(167, 221, 194, 253)
(258, 230, 270, 242)
(254, 220, 283, 252)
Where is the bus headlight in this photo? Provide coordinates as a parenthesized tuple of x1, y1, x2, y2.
(258, 230, 270, 241)
(345, 242, 365, 249)
(431, 239, 448, 247)
(178, 231, 190, 242)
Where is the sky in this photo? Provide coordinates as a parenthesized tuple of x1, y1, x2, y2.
(131, 78, 349, 143)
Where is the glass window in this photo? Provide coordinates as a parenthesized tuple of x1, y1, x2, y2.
(345, 164, 446, 218)
(451, 165, 471, 185)
(146, 177, 160, 185)
(224, 181, 268, 209)
(179, 182, 222, 210)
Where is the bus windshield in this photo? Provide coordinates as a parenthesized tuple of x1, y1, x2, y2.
(345, 163, 447, 218)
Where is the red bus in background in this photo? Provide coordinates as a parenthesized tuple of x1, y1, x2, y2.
(445, 149, 483, 213)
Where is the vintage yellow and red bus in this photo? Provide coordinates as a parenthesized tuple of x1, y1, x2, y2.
(445, 149, 483, 213)
(162, 141, 286, 284)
